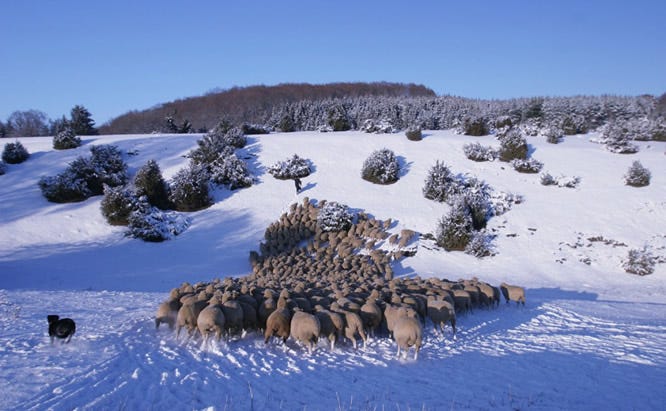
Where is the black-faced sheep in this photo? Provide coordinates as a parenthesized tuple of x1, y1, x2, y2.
(290, 310, 321, 354)
(500, 282, 526, 306)
(393, 315, 423, 360)
(47, 315, 76, 344)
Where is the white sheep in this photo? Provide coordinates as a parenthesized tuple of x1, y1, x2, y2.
(500, 282, 526, 306)
(197, 302, 226, 343)
(393, 314, 423, 360)
(289, 310, 321, 354)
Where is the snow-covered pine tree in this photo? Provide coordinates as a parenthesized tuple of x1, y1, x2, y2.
(69, 105, 97, 135)
(436, 198, 474, 251)
(209, 152, 253, 189)
(622, 247, 656, 276)
(101, 184, 139, 226)
(624, 161, 651, 187)
(463, 142, 497, 162)
(268, 154, 312, 180)
(317, 201, 354, 232)
(53, 127, 82, 150)
(134, 160, 171, 209)
(498, 128, 528, 162)
(2, 141, 30, 164)
(361, 148, 400, 184)
(168, 164, 212, 211)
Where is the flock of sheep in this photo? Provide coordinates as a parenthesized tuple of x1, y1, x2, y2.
(155, 198, 526, 359)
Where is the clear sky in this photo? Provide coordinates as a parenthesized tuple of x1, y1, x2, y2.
(2, 0, 664, 125)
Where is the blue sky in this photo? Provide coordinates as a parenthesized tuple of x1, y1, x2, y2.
(2, 0, 664, 125)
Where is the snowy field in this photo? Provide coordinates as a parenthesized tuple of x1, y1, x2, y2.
(1, 130, 665, 410)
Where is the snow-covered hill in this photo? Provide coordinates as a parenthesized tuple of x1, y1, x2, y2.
(1, 130, 665, 410)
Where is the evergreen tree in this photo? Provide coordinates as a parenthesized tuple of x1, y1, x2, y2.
(134, 160, 171, 209)
(2, 141, 30, 164)
(70, 105, 98, 135)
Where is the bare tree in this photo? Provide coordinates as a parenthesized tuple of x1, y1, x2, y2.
(7, 110, 50, 137)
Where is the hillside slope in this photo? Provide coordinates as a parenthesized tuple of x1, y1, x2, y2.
(0, 130, 665, 410)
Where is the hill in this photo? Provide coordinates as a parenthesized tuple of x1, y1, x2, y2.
(99, 82, 436, 134)
(0, 130, 665, 409)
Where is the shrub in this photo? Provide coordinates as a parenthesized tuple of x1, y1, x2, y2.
(622, 247, 655, 276)
(462, 116, 489, 136)
(361, 119, 395, 133)
(241, 123, 270, 135)
(464, 231, 494, 258)
(405, 126, 422, 141)
(189, 133, 235, 165)
(511, 158, 543, 173)
(39, 145, 127, 202)
(127, 199, 191, 242)
(540, 172, 580, 188)
(463, 142, 497, 162)
(459, 179, 491, 230)
(101, 185, 139, 226)
(39, 168, 91, 202)
(624, 161, 651, 187)
(423, 161, 456, 202)
(327, 105, 352, 131)
(209, 153, 253, 189)
(53, 127, 82, 150)
(489, 191, 523, 216)
(268, 154, 312, 180)
(2, 141, 30, 164)
(543, 127, 564, 144)
(435, 199, 473, 251)
(134, 160, 171, 209)
(540, 172, 556, 186)
(361, 148, 400, 184)
(602, 121, 639, 154)
(222, 127, 247, 148)
(317, 201, 354, 232)
(498, 128, 528, 162)
(560, 115, 587, 135)
(168, 164, 212, 211)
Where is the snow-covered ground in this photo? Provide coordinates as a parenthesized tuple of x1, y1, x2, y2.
(1, 130, 665, 410)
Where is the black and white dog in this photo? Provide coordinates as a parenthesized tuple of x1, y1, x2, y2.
(47, 315, 76, 344)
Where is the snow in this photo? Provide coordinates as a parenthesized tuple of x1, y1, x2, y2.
(1, 130, 665, 410)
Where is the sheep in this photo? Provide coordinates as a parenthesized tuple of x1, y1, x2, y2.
(500, 282, 526, 306)
(220, 293, 244, 338)
(264, 307, 291, 345)
(330, 302, 367, 349)
(393, 315, 423, 360)
(289, 310, 321, 354)
(360, 299, 383, 338)
(175, 294, 208, 340)
(197, 302, 226, 344)
(155, 297, 181, 330)
(427, 299, 456, 337)
(314, 305, 344, 350)
(452, 289, 472, 314)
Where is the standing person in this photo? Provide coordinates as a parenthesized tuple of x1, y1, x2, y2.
(294, 177, 302, 193)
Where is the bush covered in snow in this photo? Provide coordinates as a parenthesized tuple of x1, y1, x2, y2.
(511, 158, 544, 173)
(560, 115, 588, 135)
(39, 145, 128, 203)
(317, 201, 354, 232)
(127, 199, 191, 242)
(540, 172, 581, 188)
(327, 105, 352, 131)
(209, 153, 253, 189)
(361, 148, 400, 184)
(168, 164, 212, 211)
(361, 119, 395, 134)
(464, 231, 495, 258)
(602, 121, 639, 154)
(461, 115, 489, 136)
(622, 247, 656, 276)
(241, 123, 270, 135)
(423, 161, 457, 203)
(498, 128, 529, 162)
(436, 199, 473, 251)
(405, 126, 422, 141)
(543, 127, 564, 144)
(268, 154, 312, 180)
(2, 141, 30, 164)
(188, 133, 235, 166)
(221, 127, 247, 149)
(101, 185, 139, 226)
(624, 161, 651, 187)
(53, 127, 82, 150)
(134, 160, 171, 209)
(463, 142, 497, 162)
(489, 191, 523, 216)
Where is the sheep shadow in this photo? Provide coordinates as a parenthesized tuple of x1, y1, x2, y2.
(298, 182, 317, 193)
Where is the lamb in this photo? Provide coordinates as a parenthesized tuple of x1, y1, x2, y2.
(264, 307, 291, 345)
(197, 302, 226, 343)
(427, 299, 456, 337)
(155, 297, 181, 330)
(289, 310, 321, 354)
(500, 282, 526, 306)
(393, 315, 423, 360)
